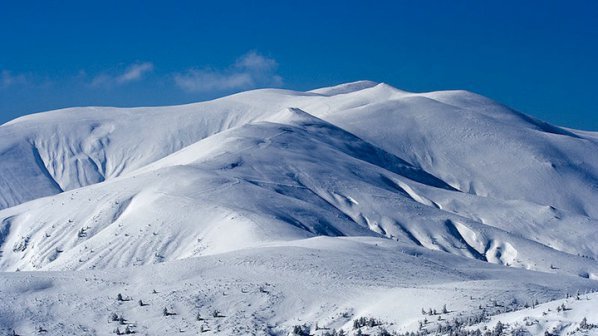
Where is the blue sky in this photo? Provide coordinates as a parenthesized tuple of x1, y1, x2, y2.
(1, 1, 597, 130)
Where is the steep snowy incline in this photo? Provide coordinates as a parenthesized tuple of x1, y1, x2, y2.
(0, 81, 597, 274)
(315, 86, 598, 218)
(0, 108, 596, 280)
(0, 89, 319, 209)
(1, 82, 596, 219)
(1, 82, 597, 217)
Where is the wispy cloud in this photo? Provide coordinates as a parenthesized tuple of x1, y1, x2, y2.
(174, 51, 282, 93)
(91, 62, 154, 87)
(117, 62, 154, 83)
(0, 70, 27, 89)
(2, 53, 280, 95)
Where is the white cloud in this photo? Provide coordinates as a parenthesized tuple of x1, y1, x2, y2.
(0, 70, 27, 88)
(117, 62, 154, 83)
(235, 51, 278, 72)
(174, 51, 282, 93)
(174, 70, 254, 92)
(91, 62, 154, 87)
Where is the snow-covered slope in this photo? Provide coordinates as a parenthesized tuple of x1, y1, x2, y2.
(0, 81, 597, 335)
(2, 82, 596, 216)
(0, 105, 596, 279)
(469, 291, 598, 336)
(1, 237, 597, 335)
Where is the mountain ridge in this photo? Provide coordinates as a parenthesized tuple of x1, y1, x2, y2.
(1, 81, 597, 335)
(0, 83, 596, 279)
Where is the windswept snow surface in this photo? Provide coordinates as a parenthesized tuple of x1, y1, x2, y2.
(0, 81, 597, 335)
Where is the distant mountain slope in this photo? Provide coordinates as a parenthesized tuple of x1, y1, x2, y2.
(1, 82, 596, 215)
(0, 97, 596, 279)
(320, 87, 598, 218)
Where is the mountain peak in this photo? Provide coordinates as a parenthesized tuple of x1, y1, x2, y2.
(309, 80, 381, 95)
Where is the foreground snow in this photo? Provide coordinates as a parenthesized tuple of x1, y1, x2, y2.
(472, 293, 598, 336)
(0, 237, 596, 335)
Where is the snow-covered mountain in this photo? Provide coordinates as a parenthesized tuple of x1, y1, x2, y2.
(0, 81, 596, 335)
